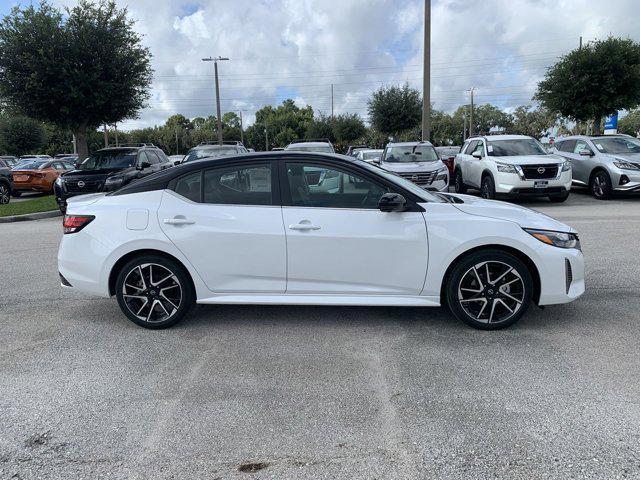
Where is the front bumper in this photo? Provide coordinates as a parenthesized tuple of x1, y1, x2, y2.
(611, 169, 640, 192)
(537, 246, 585, 305)
(495, 170, 572, 197)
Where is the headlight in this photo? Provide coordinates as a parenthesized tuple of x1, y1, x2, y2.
(524, 228, 581, 250)
(613, 160, 640, 170)
(561, 161, 572, 172)
(435, 166, 448, 181)
(104, 176, 125, 189)
(496, 162, 518, 174)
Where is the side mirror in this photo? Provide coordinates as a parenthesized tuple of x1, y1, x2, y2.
(372, 158, 381, 165)
(138, 161, 151, 170)
(579, 149, 593, 157)
(471, 151, 483, 159)
(378, 193, 407, 212)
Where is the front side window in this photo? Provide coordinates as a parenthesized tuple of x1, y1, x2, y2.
(464, 140, 478, 155)
(203, 164, 272, 205)
(471, 142, 485, 157)
(146, 151, 161, 165)
(592, 136, 640, 154)
(573, 140, 592, 155)
(286, 162, 389, 209)
(487, 139, 547, 156)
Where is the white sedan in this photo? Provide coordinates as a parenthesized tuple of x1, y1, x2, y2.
(58, 152, 585, 330)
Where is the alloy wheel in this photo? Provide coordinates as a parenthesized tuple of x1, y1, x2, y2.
(0, 184, 9, 205)
(457, 261, 525, 324)
(121, 263, 183, 323)
(592, 174, 606, 198)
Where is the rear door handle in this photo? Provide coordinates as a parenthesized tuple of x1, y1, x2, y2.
(164, 218, 195, 225)
(289, 223, 321, 231)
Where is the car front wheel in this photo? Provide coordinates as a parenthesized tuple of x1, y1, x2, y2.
(0, 183, 10, 204)
(590, 171, 612, 199)
(454, 169, 467, 194)
(115, 255, 195, 329)
(446, 249, 533, 330)
(480, 175, 496, 199)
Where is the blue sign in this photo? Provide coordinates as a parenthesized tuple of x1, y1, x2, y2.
(604, 113, 618, 130)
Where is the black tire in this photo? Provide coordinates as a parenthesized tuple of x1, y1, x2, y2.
(454, 169, 467, 194)
(549, 192, 569, 203)
(445, 249, 533, 330)
(480, 174, 496, 199)
(11, 190, 21, 198)
(0, 182, 10, 205)
(115, 254, 195, 329)
(589, 170, 612, 199)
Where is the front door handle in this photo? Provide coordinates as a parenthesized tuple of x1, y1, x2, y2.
(289, 223, 321, 231)
(164, 217, 195, 225)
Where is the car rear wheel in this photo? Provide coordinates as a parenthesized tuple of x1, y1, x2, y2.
(454, 169, 467, 194)
(590, 170, 612, 199)
(115, 255, 195, 329)
(446, 249, 533, 330)
(480, 175, 496, 199)
(0, 183, 10, 204)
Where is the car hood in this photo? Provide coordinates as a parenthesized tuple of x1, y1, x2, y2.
(63, 167, 130, 178)
(490, 154, 563, 165)
(381, 160, 446, 172)
(447, 193, 575, 233)
(612, 153, 640, 163)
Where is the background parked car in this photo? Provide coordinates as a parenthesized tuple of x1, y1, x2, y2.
(54, 143, 171, 212)
(552, 134, 640, 199)
(11, 159, 74, 196)
(346, 145, 369, 156)
(354, 148, 383, 163)
(0, 160, 13, 204)
(285, 139, 335, 153)
(454, 135, 572, 202)
(378, 141, 449, 192)
(0, 156, 18, 168)
(168, 154, 184, 166)
(182, 141, 248, 164)
(435, 145, 461, 180)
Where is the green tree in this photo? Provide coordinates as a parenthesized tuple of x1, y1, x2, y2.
(246, 100, 313, 150)
(618, 109, 640, 137)
(0, 1, 152, 160)
(305, 114, 335, 142)
(0, 115, 45, 155)
(367, 83, 422, 137)
(472, 104, 514, 135)
(535, 37, 640, 134)
(332, 114, 366, 144)
(511, 105, 558, 138)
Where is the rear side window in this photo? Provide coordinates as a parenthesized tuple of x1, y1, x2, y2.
(203, 164, 272, 206)
(173, 171, 202, 202)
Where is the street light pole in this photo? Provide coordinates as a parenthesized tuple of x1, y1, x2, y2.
(468, 87, 476, 137)
(202, 56, 229, 145)
(239, 110, 244, 145)
(421, 0, 431, 141)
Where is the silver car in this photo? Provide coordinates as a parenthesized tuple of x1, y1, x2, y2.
(552, 135, 640, 199)
(377, 141, 449, 192)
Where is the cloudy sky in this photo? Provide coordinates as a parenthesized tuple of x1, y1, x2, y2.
(1, 0, 639, 130)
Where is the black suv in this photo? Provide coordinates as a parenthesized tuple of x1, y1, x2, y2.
(0, 158, 14, 205)
(54, 144, 171, 212)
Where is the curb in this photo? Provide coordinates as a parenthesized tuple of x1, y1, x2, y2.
(0, 210, 62, 223)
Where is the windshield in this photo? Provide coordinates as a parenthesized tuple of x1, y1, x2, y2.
(354, 159, 445, 203)
(593, 136, 640, 154)
(383, 145, 439, 163)
(14, 160, 48, 170)
(79, 151, 137, 170)
(285, 144, 334, 153)
(487, 139, 547, 156)
(184, 146, 237, 162)
(362, 151, 382, 160)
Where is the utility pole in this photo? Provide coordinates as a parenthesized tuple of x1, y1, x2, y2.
(264, 125, 269, 151)
(72, 134, 77, 154)
(113, 124, 119, 147)
(468, 88, 476, 137)
(331, 84, 334, 117)
(239, 110, 244, 144)
(202, 56, 229, 145)
(463, 107, 467, 141)
(421, 0, 431, 141)
(103, 123, 108, 147)
(175, 129, 179, 155)
(579, 36, 583, 49)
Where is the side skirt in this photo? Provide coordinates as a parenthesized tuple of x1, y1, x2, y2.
(197, 294, 441, 307)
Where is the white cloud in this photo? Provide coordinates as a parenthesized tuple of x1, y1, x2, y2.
(50, 0, 640, 130)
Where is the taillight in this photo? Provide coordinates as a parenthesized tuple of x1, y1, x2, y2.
(63, 215, 95, 234)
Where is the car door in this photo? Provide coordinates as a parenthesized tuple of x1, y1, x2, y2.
(280, 159, 428, 295)
(159, 162, 286, 293)
(570, 139, 594, 184)
(460, 140, 478, 185)
(466, 140, 486, 188)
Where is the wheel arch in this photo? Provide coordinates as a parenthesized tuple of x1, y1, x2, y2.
(439, 244, 541, 306)
(588, 166, 610, 183)
(108, 248, 197, 297)
(481, 169, 495, 182)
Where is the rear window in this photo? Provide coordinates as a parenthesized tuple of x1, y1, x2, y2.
(14, 160, 48, 170)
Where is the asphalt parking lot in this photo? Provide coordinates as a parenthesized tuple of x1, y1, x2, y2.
(1, 188, 639, 479)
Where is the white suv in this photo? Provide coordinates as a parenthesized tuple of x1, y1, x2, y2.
(454, 135, 572, 202)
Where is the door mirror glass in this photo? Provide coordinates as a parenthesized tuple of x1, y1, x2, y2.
(378, 193, 407, 212)
(579, 149, 593, 157)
